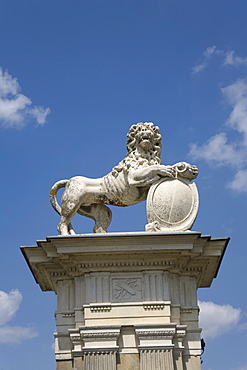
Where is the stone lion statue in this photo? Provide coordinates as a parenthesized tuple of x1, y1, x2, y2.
(50, 122, 198, 235)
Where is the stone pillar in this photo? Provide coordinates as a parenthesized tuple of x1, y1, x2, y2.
(21, 232, 229, 370)
(173, 325, 186, 370)
(83, 351, 117, 370)
(136, 325, 176, 370)
(139, 349, 174, 370)
(81, 326, 120, 370)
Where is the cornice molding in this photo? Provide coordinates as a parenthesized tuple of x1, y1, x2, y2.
(21, 232, 229, 291)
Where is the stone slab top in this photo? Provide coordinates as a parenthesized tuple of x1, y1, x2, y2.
(36, 230, 226, 241)
(34, 231, 229, 251)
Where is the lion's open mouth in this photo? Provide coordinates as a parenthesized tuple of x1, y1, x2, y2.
(139, 131, 152, 141)
(136, 130, 153, 148)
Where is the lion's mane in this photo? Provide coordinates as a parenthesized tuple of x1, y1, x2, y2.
(111, 122, 162, 177)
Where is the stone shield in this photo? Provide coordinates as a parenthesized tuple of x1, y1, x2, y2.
(146, 177, 199, 232)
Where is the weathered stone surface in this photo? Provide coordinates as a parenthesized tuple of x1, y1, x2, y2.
(146, 170, 199, 232)
(117, 353, 140, 370)
(50, 122, 198, 235)
(56, 360, 73, 370)
(73, 357, 83, 370)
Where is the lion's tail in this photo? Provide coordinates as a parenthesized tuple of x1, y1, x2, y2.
(50, 179, 68, 215)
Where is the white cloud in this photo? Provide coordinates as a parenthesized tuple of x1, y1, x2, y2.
(227, 169, 247, 192)
(0, 325, 37, 344)
(224, 51, 247, 66)
(189, 132, 243, 167)
(0, 67, 50, 128)
(191, 45, 218, 74)
(0, 68, 19, 96)
(0, 94, 32, 127)
(0, 289, 38, 344)
(29, 105, 51, 125)
(203, 45, 217, 58)
(191, 62, 208, 75)
(222, 80, 247, 141)
(199, 300, 241, 339)
(0, 289, 22, 325)
(192, 46, 247, 74)
(238, 322, 247, 331)
(189, 79, 247, 192)
(230, 366, 247, 370)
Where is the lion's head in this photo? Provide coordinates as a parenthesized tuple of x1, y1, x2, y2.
(112, 122, 162, 177)
(127, 122, 162, 157)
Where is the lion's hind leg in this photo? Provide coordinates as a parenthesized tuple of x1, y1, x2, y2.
(58, 199, 82, 236)
(78, 204, 112, 233)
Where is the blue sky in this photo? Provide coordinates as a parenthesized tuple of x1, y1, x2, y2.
(1, 1, 247, 369)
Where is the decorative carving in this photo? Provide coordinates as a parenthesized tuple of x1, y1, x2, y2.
(112, 278, 142, 302)
(181, 308, 193, 313)
(175, 331, 186, 339)
(50, 122, 198, 235)
(62, 312, 75, 318)
(146, 162, 199, 232)
(143, 303, 165, 310)
(84, 350, 117, 355)
(70, 334, 81, 342)
(50, 271, 67, 277)
(80, 328, 120, 341)
(136, 330, 176, 339)
(140, 348, 171, 353)
(90, 304, 111, 312)
(78, 260, 173, 269)
(81, 332, 120, 340)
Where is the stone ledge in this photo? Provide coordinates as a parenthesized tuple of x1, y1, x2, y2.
(21, 232, 229, 291)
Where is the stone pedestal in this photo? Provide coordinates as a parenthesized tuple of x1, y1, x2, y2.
(21, 232, 228, 370)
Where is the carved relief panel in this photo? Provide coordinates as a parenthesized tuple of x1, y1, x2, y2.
(111, 274, 142, 303)
(84, 271, 173, 304)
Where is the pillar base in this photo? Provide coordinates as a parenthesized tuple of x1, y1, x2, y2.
(21, 232, 229, 370)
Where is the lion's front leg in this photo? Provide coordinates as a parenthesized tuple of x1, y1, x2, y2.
(128, 165, 175, 187)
